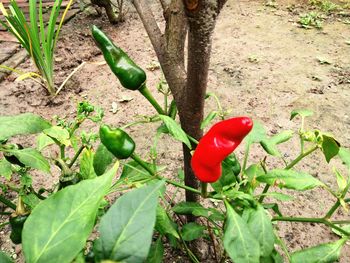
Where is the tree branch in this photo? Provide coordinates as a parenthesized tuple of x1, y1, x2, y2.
(133, 0, 187, 106)
(132, 0, 165, 58)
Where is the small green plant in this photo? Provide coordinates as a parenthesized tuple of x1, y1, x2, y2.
(299, 12, 323, 29)
(310, 0, 340, 13)
(0, 0, 73, 95)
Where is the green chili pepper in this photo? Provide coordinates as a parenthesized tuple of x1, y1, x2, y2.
(99, 125, 135, 159)
(9, 196, 28, 244)
(91, 25, 146, 91)
(9, 214, 28, 244)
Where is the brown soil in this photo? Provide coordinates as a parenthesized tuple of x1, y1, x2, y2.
(0, 0, 350, 261)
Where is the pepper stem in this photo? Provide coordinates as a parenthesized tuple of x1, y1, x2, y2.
(139, 85, 166, 115)
(201, 182, 208, 198)
(15, 196, 27, 216)
(130, 153, 201, 195)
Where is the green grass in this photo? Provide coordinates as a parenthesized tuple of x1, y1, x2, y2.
(0, 0, 73, 95)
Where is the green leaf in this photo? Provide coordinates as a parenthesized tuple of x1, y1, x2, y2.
(72, 251, 85, 263)
(260, 131, 294, 157)
(0, 158, 12, 180)
(70, 135, 79, 152)
(93, 143, 115, 176)
(338, 147, 350, 169)
(290, 239, 347, 263)
(0, 251, 13, 263)
(263, 203, 283, 217)
(321, 135, 340, 163)
(158, 115, 191, 149)
(98, 181, 164, 262)
(43, 126, 70, 146)
(36, 133, 55, 151)
(260, 249, 284, 263)
(270, 130, 294, 144)
(172, 202, 223, 221)
(200, 111, 217, 129)
(22, 162, 119, 263)
(244, 164, 265, 184)
(173, 202, 204, 215)
(290, 109, 313, 120)
(11, 148, 50, 173)
(245, 121, 267, 148)
(220, 189, 256, 207)
(332, 225, 350, 237)
(117, 160, 154, 185)
(181, 222, 205, 241)
(20, 173, 32, 187)
(146, 237, 164, 263)
(258, 192, 295, 201)
(0, 113, 51, 140)
(22, 193, 41, 209)
(224, 201, 260, 263)
(212, 156, 238, 192)
(242, 205, 274, 257)
(79, 148, 96, 180)
(257, 169, 323, 191)
(260, 140, 280, 156)
(334, 168, 347, 192)
(155, 205, 179, 238)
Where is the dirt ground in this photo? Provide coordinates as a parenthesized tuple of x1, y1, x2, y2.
(0, 0, 349, 261)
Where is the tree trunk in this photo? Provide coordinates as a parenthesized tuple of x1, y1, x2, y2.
(132, 0, 227, 220)
(178, 0, 227, 210)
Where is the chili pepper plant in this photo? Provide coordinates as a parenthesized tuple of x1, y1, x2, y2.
(0, 28, 349, 263)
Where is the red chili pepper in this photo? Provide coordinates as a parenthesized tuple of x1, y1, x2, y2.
(191, 117, 253, 183)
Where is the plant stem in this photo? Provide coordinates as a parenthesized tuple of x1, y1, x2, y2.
(201, 182, 208, 198)
(325, 200, 340, 219)
(60, 145, 65, 159)
(187, 135, 199, 145)
(164, 90, 168, 114)
(285, 146, 318, 170)
(120, 117, 160, 129)
(242, 144, 250, 172)
(0, 222, 10, 229)
(166, 178, 201, 195)
(258, 184, 270, 203)
(325, 177, 350, 219)
(0, 212, 11, 215)
(274, 230, 291, 261)
(139, 85, 166, 115)
(258, 161, 269, 202)
(130, 153, 201, 195)
(178, 231, 200, 263)
(0, 195, 16, 210)
(0, 182, 20, 192)
(272, 216, 350, 236)
(68, 145, 85, 168)
(130, 153, 155, 175)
